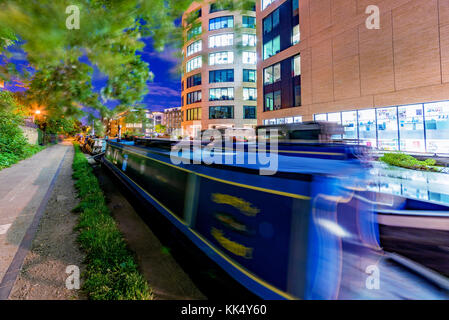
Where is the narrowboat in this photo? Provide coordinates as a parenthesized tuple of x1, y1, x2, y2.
(100, 122, 449, 300)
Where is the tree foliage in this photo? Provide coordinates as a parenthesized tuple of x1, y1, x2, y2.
(0, 0, 254, 124)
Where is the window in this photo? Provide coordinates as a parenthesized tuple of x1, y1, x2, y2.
(209, 51, 234, 65)
(242, 34, 256, 46)
(424, 101, 449, 153)
(342, 111, 358, 140)
(263, 8, 279, 34)
(358, 109, 376, 148)
(244, 106, 256, 119)
(187, 25, 201, 41)
(187, 90, 202, 104)
(315, 114, 327, 121)
(242, 51, 256, 64)
(264, 92, 274, 111)
(209, 16, 234, 31)
(242, 16, 255, 28)
(187, 73, 201, 88)
(243, 88, 257, 101)
(294, 85, 301, 107)
(243, 69, 256, 82)
(292, 25, 300, 45)
(209, 33, 233, 48)
(263, 63, 280, 84)
(209, 88, 234, 101)
(209, 106, 234, 119)
(186, 107, 202, 121)
(292, 55, 301, 76)
(186, 56, 202, 72)
(209, 69, 234, 83)
(292, 0, 299, 12)
(377, 107, 399, 151)
(274, 90, 281, 110)
(187, 40, 202, 57)
(399, 104, 425, 152)
(262, 0, 274, 10)
(263, 36, 280, 59)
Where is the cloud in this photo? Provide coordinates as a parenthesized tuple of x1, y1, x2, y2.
(147, 83, 180, 97)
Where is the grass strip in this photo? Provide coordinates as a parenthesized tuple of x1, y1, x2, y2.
(0, 144, 44, 171)
(72, 143, 152, 300)
(380, 152, 439, 172)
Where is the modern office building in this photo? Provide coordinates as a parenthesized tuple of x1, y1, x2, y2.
(257, 0, 449, 154)
(181, 0, 258, 137)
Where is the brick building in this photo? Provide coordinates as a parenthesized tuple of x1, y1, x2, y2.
(257, 0, 449, 153)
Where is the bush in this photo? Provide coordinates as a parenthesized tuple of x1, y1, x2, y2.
(380, 152, 438, 171)
(0, 110, 44, 170)
(72, 143, 152, 300)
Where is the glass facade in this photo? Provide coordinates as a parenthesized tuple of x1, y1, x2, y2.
(314, 102, 449, 154)
(209, 87, 234, 101)
(209, 106, 234, 119)
(242, 16, 256, 28)
(244, 106, 256, 119)
(209, 33, 233, 48)
(209, 16, 234, 31)
(263, 116, 303, 125)
(209, 69, 234, 83)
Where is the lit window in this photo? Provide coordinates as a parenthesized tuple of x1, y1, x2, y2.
(292, 55, 301, 76)
(262, 0, 274, 11)
(292, 25, 300, 45)
(209, 51, 234, 65)
(243, 88, 257, 101)
(424, 102, 449, 153)
(263, 36, 280, 59)
(186, 56, 202, 73)
(186, 40, 202, 57)
(242, 51, 256, 64)
(209, 88, 234, 101)
(209, 33, 233, 48)
(242, 34, 256, 46)
(377, 107, 399, 150)
(263, 63, 280, 84)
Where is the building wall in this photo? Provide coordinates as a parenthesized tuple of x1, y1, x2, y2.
(257, 0, 449, 122)
(182, 0, 258, 136)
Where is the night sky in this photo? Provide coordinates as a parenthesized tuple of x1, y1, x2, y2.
(3, 37, 182, 114)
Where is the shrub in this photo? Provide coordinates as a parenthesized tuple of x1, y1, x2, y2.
(380, 152, 438, 171)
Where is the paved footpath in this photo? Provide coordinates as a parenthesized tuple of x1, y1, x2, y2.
(0, 142, 70, 299)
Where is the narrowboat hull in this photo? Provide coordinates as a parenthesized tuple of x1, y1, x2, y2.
(102, 140, 449, 300)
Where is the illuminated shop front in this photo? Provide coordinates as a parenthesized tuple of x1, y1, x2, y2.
(262, 116, 303, 125)
(314, 101, 449, 154)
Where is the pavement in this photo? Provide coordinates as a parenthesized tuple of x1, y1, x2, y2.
(0, 141, 70, 299)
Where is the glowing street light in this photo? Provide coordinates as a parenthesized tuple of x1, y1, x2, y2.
(35, 110, 41, 115)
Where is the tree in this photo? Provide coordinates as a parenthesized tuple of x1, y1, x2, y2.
(0, 0, 255, 121)
(154, 124, 167, 134)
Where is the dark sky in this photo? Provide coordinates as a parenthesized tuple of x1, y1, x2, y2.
(3, 37, 182, 113)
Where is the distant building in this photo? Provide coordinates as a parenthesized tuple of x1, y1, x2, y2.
(164, 107, 182, 134)
(107, 110, 152, 137)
